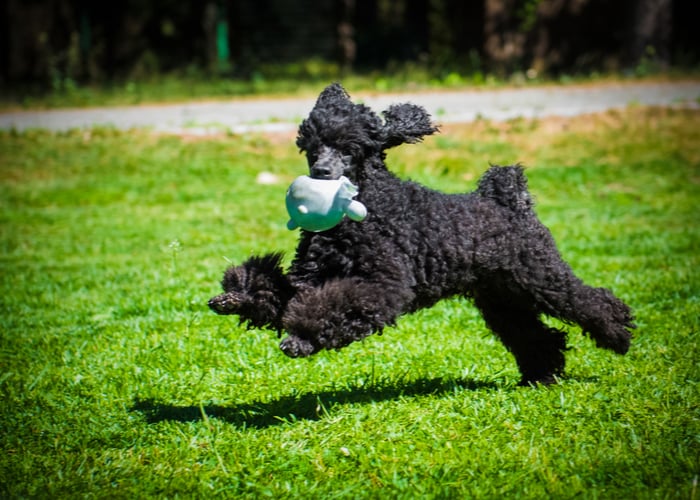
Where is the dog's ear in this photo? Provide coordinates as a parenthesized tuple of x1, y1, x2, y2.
(380, 103, 439, 149)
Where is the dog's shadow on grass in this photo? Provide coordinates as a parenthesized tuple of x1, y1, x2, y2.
(132, 376, 503, 429)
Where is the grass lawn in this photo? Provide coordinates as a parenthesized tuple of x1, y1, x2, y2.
(1, 107, 698, 498)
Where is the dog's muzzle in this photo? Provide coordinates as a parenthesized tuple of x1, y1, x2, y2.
(309, 146, 349, 180)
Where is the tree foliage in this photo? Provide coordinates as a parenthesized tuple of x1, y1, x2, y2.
(0, 0, 694, 86)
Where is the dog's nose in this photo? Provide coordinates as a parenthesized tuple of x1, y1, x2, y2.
(310, 164, 334, 179)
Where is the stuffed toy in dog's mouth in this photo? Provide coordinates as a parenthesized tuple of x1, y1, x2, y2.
(285, 175, 367, 232)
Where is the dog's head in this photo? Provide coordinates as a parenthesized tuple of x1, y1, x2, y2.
(296, 83, 439, 181)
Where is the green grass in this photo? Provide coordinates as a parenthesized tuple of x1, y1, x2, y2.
(1, 108, 698, 498)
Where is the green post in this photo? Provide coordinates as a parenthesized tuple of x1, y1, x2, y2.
(216, 4, 230, 72)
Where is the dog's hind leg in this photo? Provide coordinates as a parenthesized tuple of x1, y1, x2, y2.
(543, 282, 635, 355)
(474, 292, 568, 385)
(509, 255, 635, 356)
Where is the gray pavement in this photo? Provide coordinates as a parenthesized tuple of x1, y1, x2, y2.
(1, 81, 698, 134)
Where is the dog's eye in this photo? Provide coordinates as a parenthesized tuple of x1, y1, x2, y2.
(342, 155, 353, 165)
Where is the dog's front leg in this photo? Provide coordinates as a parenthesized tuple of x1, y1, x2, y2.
(208, 253, 294, 331)
(279, 278, 414, 357)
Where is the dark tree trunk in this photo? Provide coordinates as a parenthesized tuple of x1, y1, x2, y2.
(627, 0, 672, 67)
(336, 0, 356, 73)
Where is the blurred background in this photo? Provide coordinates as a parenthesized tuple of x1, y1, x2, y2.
(1, 0, 698, 100)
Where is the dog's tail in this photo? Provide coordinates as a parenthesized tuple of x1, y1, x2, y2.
(476, 164, 533, 213)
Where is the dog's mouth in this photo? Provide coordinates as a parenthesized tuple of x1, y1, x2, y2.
(310, 170, 339, 181)
(310, 162, 346, 181)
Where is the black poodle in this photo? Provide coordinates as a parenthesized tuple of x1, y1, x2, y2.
(209, 83, 634, 385)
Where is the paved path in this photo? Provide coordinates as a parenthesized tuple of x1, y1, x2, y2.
(1, 81, 698, 134)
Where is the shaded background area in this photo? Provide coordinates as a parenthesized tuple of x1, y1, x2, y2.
(1, 0, 697, 91)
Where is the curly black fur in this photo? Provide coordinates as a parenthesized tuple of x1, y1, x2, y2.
(209, 83, 635, 385)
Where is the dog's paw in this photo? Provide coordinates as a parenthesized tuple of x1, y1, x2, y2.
(279, 335, 319, 357)
(208, 292, 246, 315)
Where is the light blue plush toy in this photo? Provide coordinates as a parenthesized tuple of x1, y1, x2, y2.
(285, 175, 368, 232)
